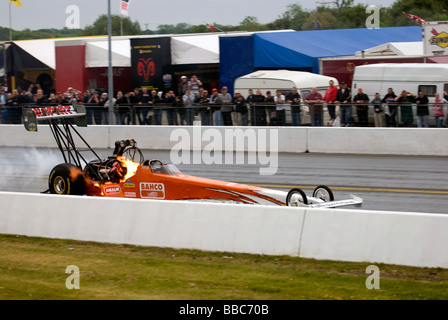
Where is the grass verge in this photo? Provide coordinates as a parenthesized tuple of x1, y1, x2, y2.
(0, 234, 447, 300)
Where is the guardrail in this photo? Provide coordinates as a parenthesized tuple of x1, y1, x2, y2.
(3, 102, 448, 127)
(1, 191, 447, 268)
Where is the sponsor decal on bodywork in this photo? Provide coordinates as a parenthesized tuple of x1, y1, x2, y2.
(124, 181, 135, 188)
(103, 185, 121, 195)
(140, 182, 165, 199)
(27, 123, 37, 131)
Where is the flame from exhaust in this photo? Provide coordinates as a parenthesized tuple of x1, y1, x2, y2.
(70, 165, 102, 196)
(69, 166, 84, 182)
(71, 157, 140, 197)
(117, 156, 139, 181)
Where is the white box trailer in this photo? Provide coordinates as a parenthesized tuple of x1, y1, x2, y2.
(352, 63, 448, 125)
(234, 70, 338, 125)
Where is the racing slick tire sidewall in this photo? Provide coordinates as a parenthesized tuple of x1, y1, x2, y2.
(49, 163, 85, 195)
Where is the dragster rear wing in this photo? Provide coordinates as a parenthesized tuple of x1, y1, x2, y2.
(22, 104, 87, 131)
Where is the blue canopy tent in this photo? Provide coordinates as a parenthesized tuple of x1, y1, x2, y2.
(253, 27, 423, 73)
(219, 35, 254, 93)
(220, 26, 422, 93)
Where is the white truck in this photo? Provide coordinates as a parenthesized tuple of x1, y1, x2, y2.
(351, 63, 448, 126)
(233, 70, 338, 125)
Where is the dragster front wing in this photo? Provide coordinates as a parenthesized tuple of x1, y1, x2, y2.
(306, 195, 363, 209)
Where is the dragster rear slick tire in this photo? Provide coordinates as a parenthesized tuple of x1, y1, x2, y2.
(49, 163, 86, 195)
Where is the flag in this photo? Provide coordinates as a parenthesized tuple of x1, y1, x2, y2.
(403, 12, 428, 24)
(9, 0, 22, 7)
(206, 23, 215, 33)
(120, 0, 131, 16)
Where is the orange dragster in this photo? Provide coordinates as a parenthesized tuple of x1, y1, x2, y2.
(23, 105, 362, 209)
(49, 139, 362, 209)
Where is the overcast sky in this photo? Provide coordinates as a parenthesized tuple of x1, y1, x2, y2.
(2, 0, 395, 31)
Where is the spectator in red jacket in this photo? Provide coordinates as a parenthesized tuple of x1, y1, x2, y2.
(323, 80, 338, 125)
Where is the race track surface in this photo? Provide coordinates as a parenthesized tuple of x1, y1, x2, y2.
(0, 147, 447, 214)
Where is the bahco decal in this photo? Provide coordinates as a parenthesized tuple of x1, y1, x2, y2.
(137, 58, 156, 81)
(429, 28, 448, 49)
(140, 182, 165, 199)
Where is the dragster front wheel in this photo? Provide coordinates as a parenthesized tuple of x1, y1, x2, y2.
(49, 163, 85, 195)
(312, 185, 334, 202)
(286, 188, 308, 207)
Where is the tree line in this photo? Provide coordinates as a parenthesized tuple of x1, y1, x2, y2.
(1, 0, 446, 41)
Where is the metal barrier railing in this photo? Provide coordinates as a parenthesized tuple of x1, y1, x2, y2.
(2, 102, 448, 127)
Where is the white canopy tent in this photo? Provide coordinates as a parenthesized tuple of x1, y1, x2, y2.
(171, 34, 219, 65)
(355, 41, 423, 57)
(11, 33, 221, 70)
(14, 39, 56, 69)
(85, 39, 131, 67)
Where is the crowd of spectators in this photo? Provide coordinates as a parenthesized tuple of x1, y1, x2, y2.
(1, 76, 448, 128)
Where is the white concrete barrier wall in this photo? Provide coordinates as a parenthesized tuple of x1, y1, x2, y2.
(103, 125, 308, 153)
(299, 209, 448, 268)
(0, 192, 304, 256)
(1, 191, 448, 268)
(0, 125, 308, 153)
(3, 124, 448, 155)
(307, 127, 448, 156)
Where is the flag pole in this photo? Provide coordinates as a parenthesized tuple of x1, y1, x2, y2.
(107, 0, 115, 124)
(9, 1, 12, 41)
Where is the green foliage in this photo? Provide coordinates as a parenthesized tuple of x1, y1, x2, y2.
(335, 4, 372, 29)
(381, 0, 447, 27)
(156, 23, 195, 34)
(267, 3, 309, 30)
(191, 25, 209, 33)
(1, 26, 83, 41)
(302, 11, 338, 30)
(82, 14, 142, 36)
(239, 16, 269, 31)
